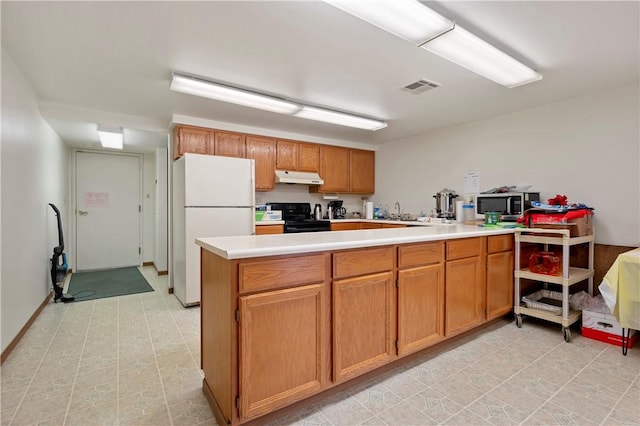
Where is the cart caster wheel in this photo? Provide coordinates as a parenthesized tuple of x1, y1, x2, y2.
(515, 315, 523, 328)
(563, 328, 571, 342)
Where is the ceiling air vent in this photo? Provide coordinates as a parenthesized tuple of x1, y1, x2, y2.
(401, 79, 441, 94)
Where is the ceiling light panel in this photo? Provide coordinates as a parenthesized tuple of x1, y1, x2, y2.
(324, 0, 453, 45)
(170, 74, 301, 114)
(422, 25, 542, 88)
(97, 125, 123, 149)
(294, 106, 387, 131)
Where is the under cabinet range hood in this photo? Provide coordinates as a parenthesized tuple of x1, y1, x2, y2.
(275, 170, 324, 185)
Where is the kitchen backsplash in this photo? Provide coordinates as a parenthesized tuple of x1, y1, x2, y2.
(256, 184, 365, 217)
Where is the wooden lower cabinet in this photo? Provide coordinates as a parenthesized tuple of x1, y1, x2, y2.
(200, 235, 515, 425)
(445, 238, 486, 337)
(333, 271, 395, 383)
(486, 235, 514, 320)
(238, 284, 327, 420)
(397, 264, 445, 355)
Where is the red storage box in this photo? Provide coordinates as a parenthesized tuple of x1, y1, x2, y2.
(521, 208, 594, 236)
(582, 327, 637, 348)
(529, 251, 562, 276)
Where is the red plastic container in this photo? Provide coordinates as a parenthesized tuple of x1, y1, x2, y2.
(529, 251, 562, 276)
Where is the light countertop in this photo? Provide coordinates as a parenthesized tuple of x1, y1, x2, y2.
(197, 224, 513, 260)
(255, 220, 285, 226)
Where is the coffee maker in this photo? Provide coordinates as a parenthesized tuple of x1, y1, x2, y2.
(327, 200, 346, 219)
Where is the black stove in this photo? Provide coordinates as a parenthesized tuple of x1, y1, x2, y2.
(266, 202, 331, 233)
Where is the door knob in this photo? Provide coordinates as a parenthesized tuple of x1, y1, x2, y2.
(78, 210, 88, 215)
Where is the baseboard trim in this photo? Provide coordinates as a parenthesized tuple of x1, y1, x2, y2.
(1, 290, 53, 364)
(143, 261, 153, 266)
(168, 287, 174, 294)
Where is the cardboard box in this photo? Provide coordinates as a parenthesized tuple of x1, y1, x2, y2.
(582, 308, 626, 335)
(528, 210, 593, 237)
(582, 326, 637, 348)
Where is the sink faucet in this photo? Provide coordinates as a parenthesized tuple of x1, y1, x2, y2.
(394, 201, 401, 218)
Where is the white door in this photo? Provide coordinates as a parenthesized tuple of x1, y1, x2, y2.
(75, 151, 141, 271)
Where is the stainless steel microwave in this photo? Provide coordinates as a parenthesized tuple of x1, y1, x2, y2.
(475, 192, 540, 221)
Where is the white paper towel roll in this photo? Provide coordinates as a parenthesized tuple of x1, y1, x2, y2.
(365, 202, 374, 219)
(455, 200, 465, 223)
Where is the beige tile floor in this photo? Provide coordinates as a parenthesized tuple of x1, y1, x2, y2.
(2, 266, 639, 425)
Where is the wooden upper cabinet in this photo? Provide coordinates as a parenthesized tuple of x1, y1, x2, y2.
(173, 125, 212, 160)
(213, 131, 246, 158)
(318, 146, 349, 193)
(349, 149, 375, 194)
(276, 140, 298, 170)
(276, 140, 319, 173)
(245, 135, 276, 191)
(298, 143, 319, 172)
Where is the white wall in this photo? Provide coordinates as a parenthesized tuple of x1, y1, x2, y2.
(142, 152, 155, 263)
(154, 147, 168, 272)
(1, 50, 69, 352)
(374, 84, 640, 246)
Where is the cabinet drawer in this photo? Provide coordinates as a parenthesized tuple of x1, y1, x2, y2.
(398, 242, 444, 268)
(331, 222, 360, 231)
(446, 237, 484, 260)
(333, 247, 394, 279)
(255, 224, 284, 235)
(239, 254, 327, 294)
(487, 234, 513, 253)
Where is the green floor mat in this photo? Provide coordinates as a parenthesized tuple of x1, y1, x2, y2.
(68, 266, 154, 302)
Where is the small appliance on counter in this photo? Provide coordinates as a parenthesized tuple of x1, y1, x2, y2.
(433, 189, 458, 219)
(475, 192, 540, 221)
(327, 200, 347, 219)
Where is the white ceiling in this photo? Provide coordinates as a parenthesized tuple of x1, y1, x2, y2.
(2, 1, 638, 152)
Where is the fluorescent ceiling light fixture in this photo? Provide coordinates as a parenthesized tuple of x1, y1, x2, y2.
(171, 72, 387, 131)
(422, 25, 542, 88)
(170, 73, 300, 114)
(324, 0, 453, 45)
(97, 125, 123, 149)
(294, 106, 387, 131)
(324, 0, 541, 88)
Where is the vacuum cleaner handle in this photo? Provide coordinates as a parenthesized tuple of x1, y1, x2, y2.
(48, 203, 64, 250)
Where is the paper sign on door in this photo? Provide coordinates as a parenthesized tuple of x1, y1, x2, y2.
(84, 192, 109, 208)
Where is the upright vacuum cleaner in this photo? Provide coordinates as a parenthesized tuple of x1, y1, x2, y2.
(49, 203, 74, 303)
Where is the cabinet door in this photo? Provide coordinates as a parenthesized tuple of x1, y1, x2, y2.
(486, 251, 514, 320)
(398, 264, 445, 355)
(276, 140, 298, 170)
(239, 284, 326, 420)
(245, 136, 276, 191)
(445, 256, 484, 336)
(318, 146, 349, 193)
(298, 143, 319, 172)
(214, 131, 246, 158)
(349, 149, 375, 194)
(173, 126, 211, 159)
(333, 271, 395, 383)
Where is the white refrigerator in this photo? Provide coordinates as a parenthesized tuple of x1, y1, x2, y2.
(172, 153, 255, 306)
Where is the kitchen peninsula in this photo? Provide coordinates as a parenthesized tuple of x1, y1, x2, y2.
(196, 225, 516, 425)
